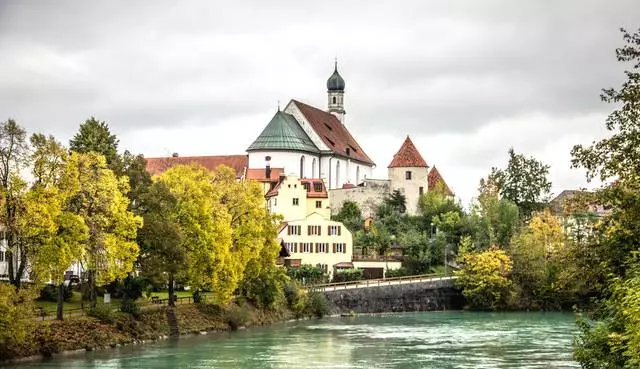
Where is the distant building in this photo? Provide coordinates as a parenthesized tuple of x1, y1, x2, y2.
(329, 136, 453, 217)
(548, 190, 609, 241)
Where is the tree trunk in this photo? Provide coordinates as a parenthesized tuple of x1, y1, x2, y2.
(7, 249, 18, 288)
(57, 283, 64, 320)
(88, 270, 97, 307)
(168, 274, 175, 307)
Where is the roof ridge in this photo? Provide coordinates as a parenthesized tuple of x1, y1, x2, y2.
(388, 136, 428, 168)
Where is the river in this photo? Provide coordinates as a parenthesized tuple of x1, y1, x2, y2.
(10, 312, 579, 368)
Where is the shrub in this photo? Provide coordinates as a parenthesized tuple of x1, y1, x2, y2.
(239, 267, 288, 309)
(223, 304, 252, 331)
(39, 284, 73, 302)
(119, 299, 141, 318)
(455, 246, 513, 310)
(0, 284, 36, 358)
(287, 265, 327, 286)
(284, 282, 307, 318)
(331, 269, 363, 283)
(305, 291, 329, 318)
(386, 267, 411, 278)
(88, 303, 116, 323)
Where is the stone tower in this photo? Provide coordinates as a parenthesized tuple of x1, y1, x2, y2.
(388, 136, 430, 215)
(326, 60, 346, 123)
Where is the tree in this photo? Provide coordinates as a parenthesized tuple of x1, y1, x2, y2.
(120, 150, 152, 210)
(0, 284, 36, 358)
(385, 190, 407, 214)
(64, 152, 141, 305)
(0, 119, 30, 288)
(455, 246, 513, 310)
(332, 201, 363, 232)
(509, 210, 566, 308)
(496, 148, 551, 219)
(69, 117, 120, 169)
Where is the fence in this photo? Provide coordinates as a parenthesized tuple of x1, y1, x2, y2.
(308, 273, 456, 292)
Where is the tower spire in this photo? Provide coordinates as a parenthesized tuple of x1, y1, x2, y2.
(326, 59, 346, 124)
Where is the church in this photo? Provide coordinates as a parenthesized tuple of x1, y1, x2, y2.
(246, 62, 375, 189)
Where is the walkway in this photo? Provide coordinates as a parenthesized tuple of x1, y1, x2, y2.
(308, 274, 457, 292)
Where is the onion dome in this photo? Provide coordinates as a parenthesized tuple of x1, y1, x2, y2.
(327, 62, 345, 91)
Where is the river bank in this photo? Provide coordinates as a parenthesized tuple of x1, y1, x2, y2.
(1, 303, 293, 364)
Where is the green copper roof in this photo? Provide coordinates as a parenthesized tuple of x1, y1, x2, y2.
(247, 111, 320, 153)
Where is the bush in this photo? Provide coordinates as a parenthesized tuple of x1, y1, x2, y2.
(239, 267, 288, 309)
(0, 284, 36, 358)
(39, 284, 73, 303)
(223, 304, 253, 331)
(332, 269, 363, 283)
(87, 303, 116, 324)
(455, 246, 513, 310)
(119, 299, 141, 318)
(386, 267, 411, 278)
(284, 282, 307, 318)
(305, 291, 329, 318)
(287, 265, 327, 286)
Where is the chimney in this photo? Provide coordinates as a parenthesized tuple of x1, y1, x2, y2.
(265, 155, 272, 179)
(172, 153, 179, 157)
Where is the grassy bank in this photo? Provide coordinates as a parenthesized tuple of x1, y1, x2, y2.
(2, 302, 293, 362)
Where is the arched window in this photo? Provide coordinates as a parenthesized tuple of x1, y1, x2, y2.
(356, 166, 360, 184)
(335, 161, 340, 188)
(332, 96, 337, 104)
(311, 158, 317, 178)
(300, 156, 305, 178)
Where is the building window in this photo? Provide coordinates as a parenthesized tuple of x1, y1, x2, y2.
(315, 200, 322, 208)
(286, 242, 298, 253)
(0, 250, 4, 262)
(303, 182, 310, 192)
(293, 198, 299, 206)
(328, 225, 342, 236)
(312, 158, 317, 177)
(419, 187, 424, 196)
(315, 243, 329, 253)
(287, 225, 301, 235)
(405, 171, 412, 180)
(336, 161, 340, 188)
(300, 156, 306, 178)
(332, 96, 336, 104)
(301, 242, 313, 253)
(313, 182, 323, 192)
(274, 198, 277, 206)
(356, 166, 360, 184)
(333, 243, 346, 253)
(308, 225, 322, 236)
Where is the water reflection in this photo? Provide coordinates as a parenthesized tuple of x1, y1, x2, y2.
(9, 312, 579, 369)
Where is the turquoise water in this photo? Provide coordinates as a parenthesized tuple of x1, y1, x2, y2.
(11, 312, 579, 368)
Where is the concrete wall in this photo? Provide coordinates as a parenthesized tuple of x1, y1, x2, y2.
(388, 166, 429, 216)
(323, 278, 465, 314)
(329, 179, 391, 217)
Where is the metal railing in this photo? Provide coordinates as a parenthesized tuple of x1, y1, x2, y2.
(308, 273, 457, 292)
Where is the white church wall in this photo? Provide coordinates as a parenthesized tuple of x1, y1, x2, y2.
(248, 151, 320, 179)
(284, 102, 330, 152)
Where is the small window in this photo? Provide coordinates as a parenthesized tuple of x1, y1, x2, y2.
(293, 198, 299, 206)
(288, 184, 291, 188)
(303, 182, 311, 192)
(315, 201, 322, 208)
(308, 225, 322, 236)
(333, 243, 346, 253)
(419, 187, 424, 196)
(328, 225, 342, 236)
(313, 182, 323, 192)
(316, 243, 329, 253)
(274, 198, 277, 206)
(0, 250, 4, 262)
(302, 243, 313, 253)
(332, 96, 337, 104)
(405, 171, 412, 180)
(287, 225, 302, 235)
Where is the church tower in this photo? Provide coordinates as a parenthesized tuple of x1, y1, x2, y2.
(327, 60, 346, 123)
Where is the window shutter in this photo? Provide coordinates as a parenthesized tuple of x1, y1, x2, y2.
(343, 243, 347, 253)
(294, 243, 298, 253)
(338, 226, 342, 236)
(318, 226, 322, 236)
(333, 243, 336, 253)
(287, 226, 291, 235)
(307, 225, 311, 235)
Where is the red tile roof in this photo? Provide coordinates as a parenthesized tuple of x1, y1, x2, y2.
(265, 177, 328, 199)
(428, 166, 453, 196)
(388, 136, 428, 168)
(145, 155, 248, 177)
(245, 167, 284, 182)
(292, 100, 375, 165)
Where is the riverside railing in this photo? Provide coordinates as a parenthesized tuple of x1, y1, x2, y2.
(308, 274, 457, 292)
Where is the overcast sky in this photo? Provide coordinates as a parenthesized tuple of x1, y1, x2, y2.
(1, 1, 638, 205)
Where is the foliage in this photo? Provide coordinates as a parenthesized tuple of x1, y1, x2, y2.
(332, 268, 363, 283)
(509, 210, 567, 308)
(455, 246, 513, 310)
(332, 200, 364, 232)
(570, 28, 640, 367)
(385, 190, 407, 214)
(87, 303, 116, 324)
(495, 148, 552, 219)
(287, 265, 327, 285)
(239, 266, 288, 309)
(305, 291, 330, 318)
(224, 303, 253, 330)
(284, 282, 307, 318)
(0, 284, 36, 356)
(69, 117, 120, 169)
(119, 300, 141, 318)
(39, 284, 74, 303)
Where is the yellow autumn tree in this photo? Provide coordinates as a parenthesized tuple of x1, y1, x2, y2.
(509, 209, 566, 308)
(455, 246, 513, 310)
(63, 152, 142, 305)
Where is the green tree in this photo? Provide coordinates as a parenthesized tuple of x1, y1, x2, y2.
(332, 201, 363, 232)
(385, 189, 407, 214)
(120, 150, 152, 209)
(455, 246, 513, 310)
(496, 148, 551, 219)
(69, 117, 120, 169)
(64, 152, 142, 305)
(570, 28, 640, 367)
(0, 119, 30, 288)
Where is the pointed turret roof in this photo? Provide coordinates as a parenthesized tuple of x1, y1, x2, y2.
(388, 136, 428, 168)
(428, 166, 453, 196)
(247, 110, 320, 153)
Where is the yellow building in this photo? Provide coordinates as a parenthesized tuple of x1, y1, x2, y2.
(266, 176, 352, 276)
